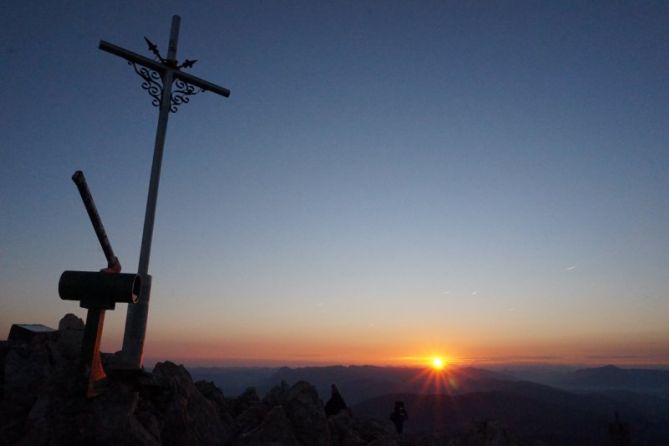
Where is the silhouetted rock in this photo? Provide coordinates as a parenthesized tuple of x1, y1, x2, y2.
(234, 401, 269, 438)
(7, 324, 56, 344)
(0, 341, 8, 400)
(195, 379, 235, 426)
(3, 331, 53, 411)
(151, 361, 232, 445)
(351, 416, 396, 443)
(366, 436, 402, 446)
(234, 387, 261, 416)
(453, 419, 520, 446)
(328, 411, 366, 446)
(0, 321, 159, 446)
(1, 319, 244, 446)
(58, 313, 84, 331)
(234, 405, 300, 446)
(263, 379, 290, 407)
(280, 381, 331, 445)
(55, 314, 84, 360)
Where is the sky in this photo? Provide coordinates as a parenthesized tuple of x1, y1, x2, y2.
(1, 1, 668, 367)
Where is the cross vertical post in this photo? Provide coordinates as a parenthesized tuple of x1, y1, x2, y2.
(123, 16, 179, 368)
(99, 15, 231, 367)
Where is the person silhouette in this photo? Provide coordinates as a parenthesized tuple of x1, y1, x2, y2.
(325, 384, 350, 417)
(390, 400, 408, 434)
(608, 411, 631, 446)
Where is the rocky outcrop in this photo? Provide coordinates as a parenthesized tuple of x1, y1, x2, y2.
(277, 381, 331, 445)
(0, 314, 159, 446)
(195, 379, 235, 426)
(328, 411, 367, 446)
(148, 361, 233, 445)
(234, 405, 300, 446)
(0, 315, 235, 446)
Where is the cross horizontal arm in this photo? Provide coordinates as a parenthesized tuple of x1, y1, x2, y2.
(99, 40, 167, 74)
(175, 70, 230, 98)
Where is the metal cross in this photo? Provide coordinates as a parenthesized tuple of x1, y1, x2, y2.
(99, 15, 230, 367)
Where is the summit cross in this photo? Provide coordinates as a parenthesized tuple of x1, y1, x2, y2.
(99, 15, 230, 367)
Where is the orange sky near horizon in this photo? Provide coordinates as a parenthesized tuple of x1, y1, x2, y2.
(136, 338, 669, 368)
(6, 303, 666, 368)
(102, 319, 669, 368)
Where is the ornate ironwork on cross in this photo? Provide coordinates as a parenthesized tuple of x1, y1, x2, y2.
(129, 36, 203, 112)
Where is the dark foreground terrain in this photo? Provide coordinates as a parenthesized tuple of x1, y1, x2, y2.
(2, 315, 668, 445)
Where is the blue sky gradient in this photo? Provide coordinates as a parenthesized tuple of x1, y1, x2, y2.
(2, 1, 668, 365)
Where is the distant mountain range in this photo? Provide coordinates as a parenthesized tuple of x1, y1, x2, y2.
(191, 364, 507, 403)
(265, 365, 506, 405)
(560, 364, 669, 393)
(190, 363, 669, 445)
(192, 363, 669, 400)
(189, 366, 277, 397)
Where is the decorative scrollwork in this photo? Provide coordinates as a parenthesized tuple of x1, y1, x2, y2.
(130, 62, 163, 107)
(170, 79, 204, 113)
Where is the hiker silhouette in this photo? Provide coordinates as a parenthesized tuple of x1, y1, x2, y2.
(390, 400, 408, 434)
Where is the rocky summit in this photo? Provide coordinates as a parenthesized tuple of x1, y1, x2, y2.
(0, 315, 522, 446)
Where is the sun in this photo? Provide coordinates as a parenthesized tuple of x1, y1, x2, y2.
(431, 356, 445, 371)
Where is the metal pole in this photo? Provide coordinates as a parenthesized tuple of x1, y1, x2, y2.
(122, 15, 180, 367)
(71, 170, 121, 271)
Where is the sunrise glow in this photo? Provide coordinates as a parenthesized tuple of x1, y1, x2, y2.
(432, 357, 445, 370)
